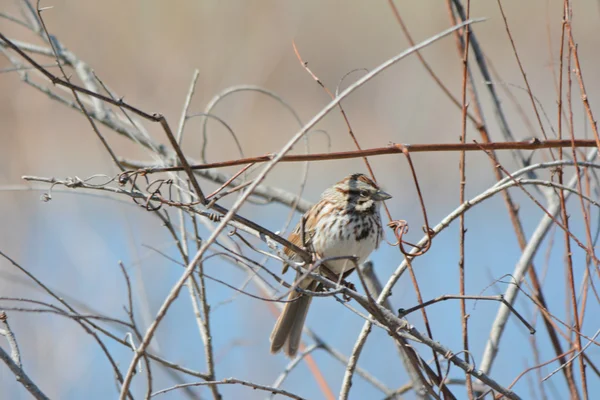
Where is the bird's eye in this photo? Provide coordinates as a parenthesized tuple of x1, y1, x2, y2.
(359, 190, 368, 197)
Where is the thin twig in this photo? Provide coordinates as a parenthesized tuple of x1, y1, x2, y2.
(130, 139, 599, 172)
(458, 3, 473, 395)
(542, 328, 600, 382)
(151, 378, 307, 399)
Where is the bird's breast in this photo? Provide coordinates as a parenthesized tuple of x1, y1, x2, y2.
(311, 206, 382, 276)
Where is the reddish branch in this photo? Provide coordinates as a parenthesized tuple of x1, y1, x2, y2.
(458, 1, 473, 397)
(138, 139, 598, 173)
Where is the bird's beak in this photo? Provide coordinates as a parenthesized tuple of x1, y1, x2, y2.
(373, 190, 392, 201)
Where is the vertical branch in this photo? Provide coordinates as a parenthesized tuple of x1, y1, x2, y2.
(179, 207, 222, 400)
(563, 0, 600, 284)
(188, 273, 220, 400)
(565, 23, 600, 153)
(554, 2, 581, 397)
(185, 217, 222, 400)
(458, 1, 473, 398)
(561, 2, 589, 398)
(176, 69, 200, 145)
(175, 70, 221, 400)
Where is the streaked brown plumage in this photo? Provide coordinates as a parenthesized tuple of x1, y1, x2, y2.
(270, 173, 391, 357)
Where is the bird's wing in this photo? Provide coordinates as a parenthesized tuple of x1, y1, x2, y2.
(281, 205, 321, 274)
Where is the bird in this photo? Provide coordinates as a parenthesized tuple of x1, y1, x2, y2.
(270, 173, 391, 357)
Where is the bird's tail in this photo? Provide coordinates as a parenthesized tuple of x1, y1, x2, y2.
(269, 281, 315, 357)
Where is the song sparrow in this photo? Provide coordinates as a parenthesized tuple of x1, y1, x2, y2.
(270, 173, 391, 357)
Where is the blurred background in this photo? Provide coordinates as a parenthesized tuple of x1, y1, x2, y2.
(1, 1, 599, 399)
